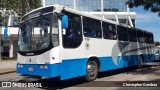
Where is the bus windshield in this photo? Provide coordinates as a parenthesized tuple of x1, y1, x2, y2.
(18, 13, 52, 51)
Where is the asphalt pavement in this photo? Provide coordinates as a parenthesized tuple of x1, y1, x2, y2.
(0, 60, 160, 90)
(0, 60, 16, 75)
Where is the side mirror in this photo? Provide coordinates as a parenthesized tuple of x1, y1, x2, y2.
(62, 15, 68, 30)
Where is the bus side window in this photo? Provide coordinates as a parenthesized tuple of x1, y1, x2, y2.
(137, 30, 145, 43)
(83, 17, 102, 38)
(117, 25, 128, 41)
(128, 28, 137, 42)
(151, 34, 154, 44)
(102, 22, 117, 40)
(144, 32, 150, 43)
(148, 33, 154, 44)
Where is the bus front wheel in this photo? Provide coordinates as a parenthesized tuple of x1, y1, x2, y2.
(85, 60, 98, 81)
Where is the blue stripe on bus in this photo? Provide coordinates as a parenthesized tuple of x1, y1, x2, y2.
(100, 55, 138, 72)
(16, 54, 155, 80)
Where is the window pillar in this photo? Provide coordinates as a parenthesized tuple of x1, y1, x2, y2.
(42, 0, 45, 7)
(101, 0, 104, 18)
(74, 0, 76, 9)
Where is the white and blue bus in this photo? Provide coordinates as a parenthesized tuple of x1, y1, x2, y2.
(17, 5, 155, 81)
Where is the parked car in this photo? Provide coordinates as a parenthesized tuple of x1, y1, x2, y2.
(155, 48, 160, 60)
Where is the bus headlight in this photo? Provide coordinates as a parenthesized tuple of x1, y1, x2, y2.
(20, 65, 23, 68)
(40, 65, 48, 69)
(44, 65, 48, 69)
(40, 65, 43, 69)
(18, 65, 21, 68)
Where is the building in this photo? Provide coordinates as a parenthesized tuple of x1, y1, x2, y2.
(42, 0, 136, 27)
(0, 0, 136, 59)
(0, 15, 19, 59)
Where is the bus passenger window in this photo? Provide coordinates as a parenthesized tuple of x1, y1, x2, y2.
(149, 34, 154, 44)
(102, 22, 117, 40)
(143, 32, 154, 44)
(117, 25, 128, 41)
(128, 28, 137, 42)
(83, 17, 102, 38)
(137, 30, 145, 43)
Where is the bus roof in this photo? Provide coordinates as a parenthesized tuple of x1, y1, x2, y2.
(23, 4, 118, 25)
(22, 4, 153, 34)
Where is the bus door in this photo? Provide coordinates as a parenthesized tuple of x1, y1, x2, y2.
(61, 13, 84, 60)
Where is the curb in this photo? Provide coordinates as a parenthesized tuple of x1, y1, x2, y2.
(0, 70, 16, 75)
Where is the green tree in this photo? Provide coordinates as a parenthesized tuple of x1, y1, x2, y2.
(0, 0, 41, 16)
(126, 0, 160, 16)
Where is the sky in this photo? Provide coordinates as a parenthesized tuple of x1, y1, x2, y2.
(130, 7, 160, 42)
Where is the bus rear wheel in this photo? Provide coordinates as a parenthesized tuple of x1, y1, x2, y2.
(85, 60, 98, 81)
(138, 55, 144, 69)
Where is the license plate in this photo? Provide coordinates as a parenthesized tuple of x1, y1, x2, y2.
(28, 67, 33, 72)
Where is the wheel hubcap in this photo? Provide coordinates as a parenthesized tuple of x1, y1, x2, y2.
(87, 62, 96, 77)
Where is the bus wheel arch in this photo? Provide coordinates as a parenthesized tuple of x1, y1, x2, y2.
(84, 57, 100, 81)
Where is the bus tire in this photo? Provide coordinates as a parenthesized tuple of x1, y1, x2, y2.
(84, 60, 98, 81)
(138, 55, 144, 69)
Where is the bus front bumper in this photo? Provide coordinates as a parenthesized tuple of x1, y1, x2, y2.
(16, 64, 60, 78)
